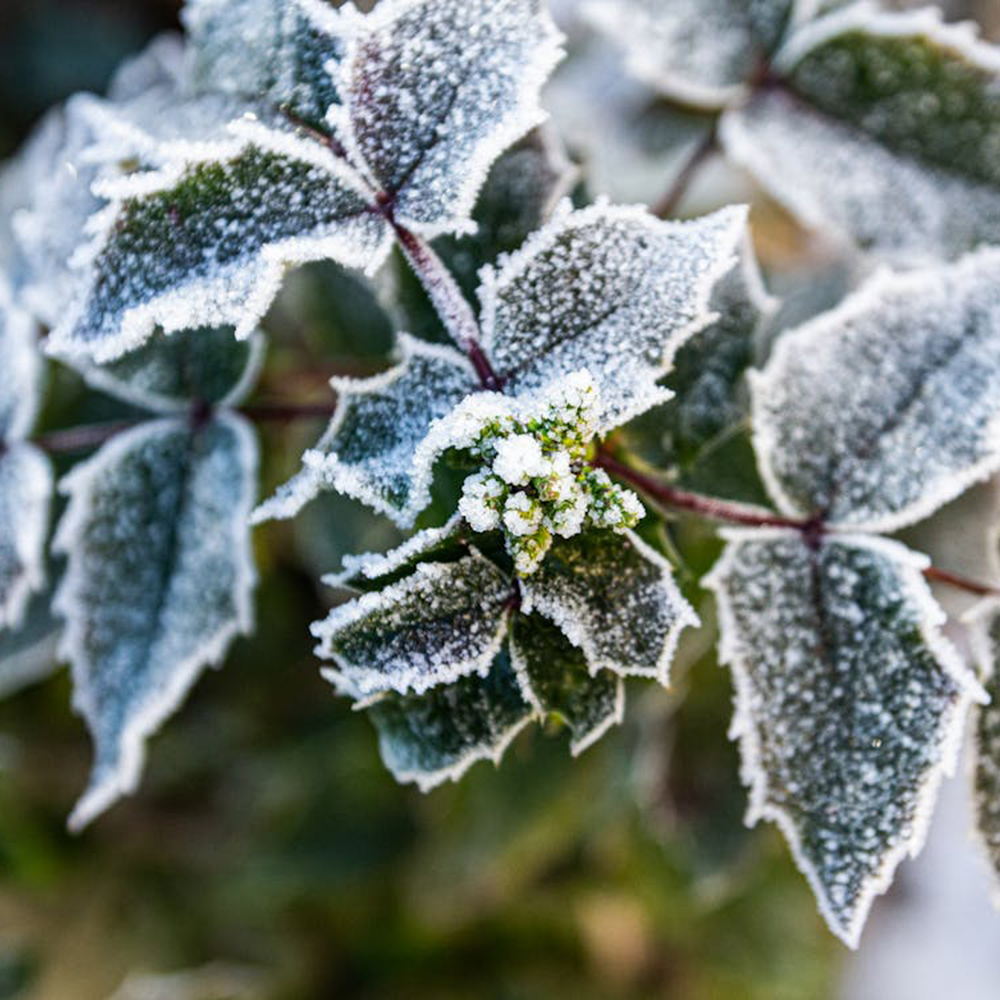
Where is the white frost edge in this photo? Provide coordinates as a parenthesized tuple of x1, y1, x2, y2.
(0, 278, 44, 441)
(705, 528, 983, 948)
(331, 0, 566, 241)
(47, 121, 392, 364)
(64, 330, 266, 417)
(520, 528, 700, 687)
(477, 200, 747, 404)
(0, 445, 53, 633)
(310, 548, 513, 697)
(749, 248, 1000, 532)
(774, 1, 1000, 76)
(582, 0, 749, 111)
(323, 514, 465, 589)
(257, 333, 477, 529)
(53, 414, 259, 831)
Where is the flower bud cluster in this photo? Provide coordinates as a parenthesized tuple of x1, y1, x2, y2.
(456, 370, 644, 575)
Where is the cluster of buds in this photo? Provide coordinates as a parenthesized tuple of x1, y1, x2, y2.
(455, 370, 644, 575)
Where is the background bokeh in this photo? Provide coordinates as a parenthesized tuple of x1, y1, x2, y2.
(1, 2, 999, 998)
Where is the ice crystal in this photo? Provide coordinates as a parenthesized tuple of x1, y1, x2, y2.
(54, 415, 259, 829)
(752, 249, 1000, 533)
(707, 531, 980, 947)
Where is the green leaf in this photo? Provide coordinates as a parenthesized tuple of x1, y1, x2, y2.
(972, 615, 1000, 893)
(752, 248, 1000, 533)
(312, 549, 514, 697)
(519, 529, 698, 684)
(481, 203, 747, 431)
(721, 6, 1000, 259)
(363, 651, 533, 791)
(707, 530, 980, 947)
(254, 335, 476, 527)
(509, 613, 624, 755)
(53, 414, 259, 829)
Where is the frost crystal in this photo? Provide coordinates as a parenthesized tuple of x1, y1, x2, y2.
(520, 530, 698, 684)
(720, 5, 1000, 260)
(707, 531, 980, 948)
(752, 249, 1000, 533)
(334, 0, 564, 235)
(481, 202, 746, 431)
(364, 652, 533, 791)
(312, 551, 515, 697)
(586, 0, 795, 108)
(54, 415, 259, 830)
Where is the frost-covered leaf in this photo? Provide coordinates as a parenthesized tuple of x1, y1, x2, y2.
(53, 414, 259, 829)
(79, 327, 264, 414)
(0, 282, 42, 443)
(752, 248, 1000, 533)
(707, 531, 979, 947)
(481, 202, 747, 431)
(973, 615, 1000, 892)
(50, 131, 394, 361)
(586, 0, 797, 108)
(312, 549, 514, 697)
(255, 335, 476, 526)
(0, 592, 61, 700)
(520, 529, 697, 684)
(509, 612, 624, 755)
(334, 0, 564, 235)
(184, 0, 344, 128)
(360, 651, 533, 791)
(721, 5, 1000, 260)
(0, 446, 53, 633)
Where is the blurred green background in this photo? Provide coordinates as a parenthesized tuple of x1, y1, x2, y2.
(0, 2, 853, 998)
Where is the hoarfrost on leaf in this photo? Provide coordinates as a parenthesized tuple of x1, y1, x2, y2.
(519, 529, 698, 683)
(752, 249, 1000, 533)
(54, 414, 259, 830)
(312, 549, 514, 697)
(335, 0, 565, 235)
(509, 613, 624, 755)
(363, 652, 533, 791)
(972, 616, 1000, 894)
(254, 335, 477, 527)
(706, 530, 980, 947)
(481, 202, 747, 431)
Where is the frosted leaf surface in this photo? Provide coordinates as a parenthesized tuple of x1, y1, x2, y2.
(706, 531, 978, 947)
(0, 593, 61, 700)
(0, 446, 53, 633)
(53, 414, 259, 830)
(362, 652, 533, 791)
(312, 550, 514, 697)
(973, 616, 1000, 891)
(336, 0, 564, 234)
(481, 203, 746, 431)
(752, 249, 1000, 533)
(586, 0, 795, 108)
(256, 336, 476, 527)
(0, 282, 42, 442)
(721, 6, 1000, 260)
(510, 613, 624, 755)
(50, 134, 393, 361)
(79, 327, 264, 414)
(184, 0, 344, 128)
(519, 529, 697, 683)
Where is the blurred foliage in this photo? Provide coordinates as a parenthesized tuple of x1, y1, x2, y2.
(0, 2, 855, 998)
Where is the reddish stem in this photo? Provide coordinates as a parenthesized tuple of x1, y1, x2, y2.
(34, 420, 139, 454)
(923, 566, 1000, 599)
(651, 122, 720, 220)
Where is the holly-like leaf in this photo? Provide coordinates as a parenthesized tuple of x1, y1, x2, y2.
(183, 0, 344, 128)
(706, 530, 980, 947)
(509, 613, 624, 755)
(53, 414, 259, 829)
(481, 202, 747, 431)
(519, 530, 698, 684)
(78, 327, 265, 415)
(254, 335, 476, 526)
(50, 130, 395, 362)
(361, 651, 534, 791)
(312, 549, 514, 697)
(972, 615, 1000, 893)
(752, 248, 1000, 533)
(721, 5, 1000, 260)
(332, 0, 564, 235)
(586, 0, 799, 109)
